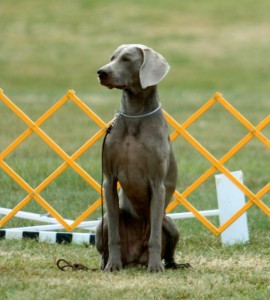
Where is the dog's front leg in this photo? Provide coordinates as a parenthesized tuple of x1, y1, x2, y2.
(148, 182, 165, 272)
(104, 177, 122, 271)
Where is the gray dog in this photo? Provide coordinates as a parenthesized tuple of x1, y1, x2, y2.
(96, 44, 189, 272)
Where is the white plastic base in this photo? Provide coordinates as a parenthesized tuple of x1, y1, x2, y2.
(215, 170, 249, 245)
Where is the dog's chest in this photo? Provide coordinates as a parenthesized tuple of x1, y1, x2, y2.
(106, 123, 168, 174)
(109, 133, 149, 168)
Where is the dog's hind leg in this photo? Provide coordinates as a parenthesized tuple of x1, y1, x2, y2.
(162, 216, 191, 269)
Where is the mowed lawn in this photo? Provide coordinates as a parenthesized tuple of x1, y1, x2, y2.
(0, 0, 269, 299)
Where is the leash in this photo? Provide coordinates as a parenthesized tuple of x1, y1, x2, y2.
(56, 259, 97, 271)
(56, 123, 113, 272)
(100, 124, 113, 253)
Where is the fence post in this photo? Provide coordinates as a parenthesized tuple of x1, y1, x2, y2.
(215, 170, 249, 245)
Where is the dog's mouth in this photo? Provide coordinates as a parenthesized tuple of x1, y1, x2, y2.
(97, 76, 111, 88)
(99, 80, 113, 89)
(98, 77, 127, 90)
(97, 68, 127, 90)
(114, 84, 127, 90)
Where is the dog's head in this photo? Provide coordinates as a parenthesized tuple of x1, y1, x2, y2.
(97, 44, 170, 90)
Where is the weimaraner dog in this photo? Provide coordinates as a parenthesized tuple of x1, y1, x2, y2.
(96, 44, 189, 272)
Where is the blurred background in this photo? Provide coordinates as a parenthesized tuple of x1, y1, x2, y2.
(1, 0, 270, 102)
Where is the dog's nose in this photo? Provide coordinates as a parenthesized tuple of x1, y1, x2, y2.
(97, 69, 108, 79)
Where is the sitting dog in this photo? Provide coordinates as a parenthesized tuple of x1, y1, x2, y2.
(96, 44, 189, 272)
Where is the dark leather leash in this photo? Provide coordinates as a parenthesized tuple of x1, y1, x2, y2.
(56, 259, 96, 271)
(100, 124, 113, 253)
(56, 124, 113, 272)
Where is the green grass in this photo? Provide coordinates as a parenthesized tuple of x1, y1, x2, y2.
(0, 237, 269, 300)
(0, 0, 270, 299)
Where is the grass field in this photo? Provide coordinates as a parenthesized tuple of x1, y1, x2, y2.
(0, 0, 269, 299)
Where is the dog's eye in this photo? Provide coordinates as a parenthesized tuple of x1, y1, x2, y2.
(122, 56, 131, 62)
(110, 56, 115, 61)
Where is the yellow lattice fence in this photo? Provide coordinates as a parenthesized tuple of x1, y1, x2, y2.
(0, 89, 269, 235)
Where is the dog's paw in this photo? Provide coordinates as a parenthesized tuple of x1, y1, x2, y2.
(148, 262, 164, 273)
(148, 253, 164, 272)
(104, 260, 122, 272)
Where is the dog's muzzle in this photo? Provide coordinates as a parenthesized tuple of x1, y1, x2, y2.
(97, 69, 108, 80)
(97, 68, 126, 90)
(97, 69, 113, 88)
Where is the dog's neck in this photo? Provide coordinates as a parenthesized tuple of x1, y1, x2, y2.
(121, 86, 160, 116)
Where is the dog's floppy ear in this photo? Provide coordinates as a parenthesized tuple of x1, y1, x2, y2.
(139, 47, 170, 89)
